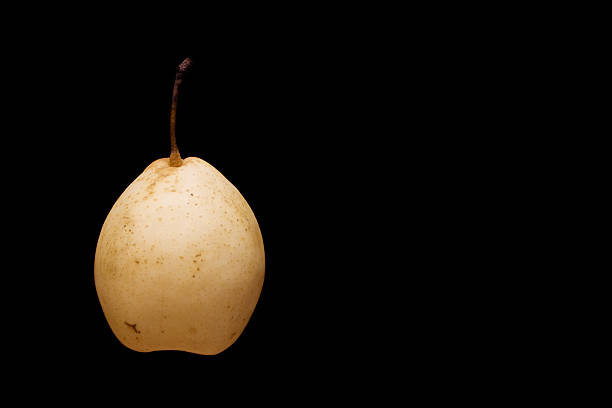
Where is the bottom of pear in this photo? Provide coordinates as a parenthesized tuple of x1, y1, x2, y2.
(123, 343, 231, 356)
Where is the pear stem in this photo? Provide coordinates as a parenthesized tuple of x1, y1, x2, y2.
(169, 58, 192, 167)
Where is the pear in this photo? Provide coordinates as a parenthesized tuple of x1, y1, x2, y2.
(94, 58, 265, 355)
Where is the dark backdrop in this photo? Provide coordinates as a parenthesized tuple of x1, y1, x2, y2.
(2, 19, 519, 399)
(1, 9, 548, 401)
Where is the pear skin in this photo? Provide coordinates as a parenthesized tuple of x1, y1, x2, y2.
(94, 157, 265, 355)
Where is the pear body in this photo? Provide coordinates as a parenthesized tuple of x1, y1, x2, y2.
(94, 157, 265, 355)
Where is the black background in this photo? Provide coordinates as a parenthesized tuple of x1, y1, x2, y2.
(0, 9, 564, 401)
(1, 16, 534, 399)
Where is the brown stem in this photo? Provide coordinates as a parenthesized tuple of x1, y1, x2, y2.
(169, 58, 192, 167)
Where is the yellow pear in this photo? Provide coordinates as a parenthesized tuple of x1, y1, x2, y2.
(94, 58, 265, 355)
